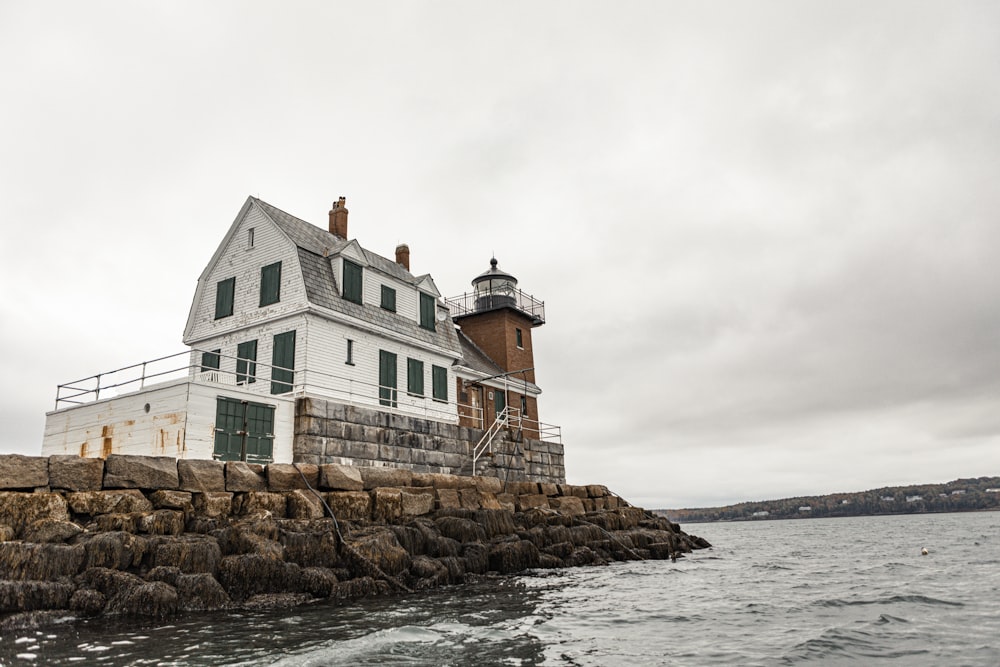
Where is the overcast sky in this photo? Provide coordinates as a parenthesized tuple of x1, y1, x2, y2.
(2, 1, 998, 509)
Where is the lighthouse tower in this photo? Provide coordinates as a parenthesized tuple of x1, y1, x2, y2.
(447, 258, 546, 434)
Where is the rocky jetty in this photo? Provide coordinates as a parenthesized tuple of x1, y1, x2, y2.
(0, 454, 709, 628)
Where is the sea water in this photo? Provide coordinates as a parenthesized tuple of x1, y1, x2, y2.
(2, 512, 997, 666)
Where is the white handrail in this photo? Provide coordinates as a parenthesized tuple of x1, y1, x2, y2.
(472, 406, 522, 475)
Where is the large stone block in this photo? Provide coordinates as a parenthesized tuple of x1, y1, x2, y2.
(359, 466, 412, 490)
(549, 496, 586, 516)
(325, 400, 347, 421)
(587, 485, 610, 499)
(225, 462, 266, 492)
(411, 449, 446, 467)
(104, 455, 178, 490)
(67, 490, 153, 516)
(410, 472, 435, 487)
(149, 490, 193, 511)
(325, 491, 371, 521)
(0, 542, 86, 580)
(436, 488, 461, 510)
(48, 455, 103, 491)
(178, 459, 226, 492)
(496, 493, 516, 512)
(511, 481, 540, 495)
(516, 494, 549, 511)
(371, 488, 402, 522)
(378, 444, 412, 465)
(474, 476, 503, 495)
(294, 435, 324, 457)
(319, 463, 363, 491)
(267, 463, 319, 491)
(0, 492, 69, 537)
(539, 483, 559, 497)
(400, 488, 435, 517)
(0, 455, 49, 489)
(335, 441, 380, 461)
(233, 492, 287, 518)
(296, 414, 326, 437)
(22, 518, 84, 544)
(458, 488, 482, 510)
(287, 489, 325, 520)
(192, 492, 233, 518)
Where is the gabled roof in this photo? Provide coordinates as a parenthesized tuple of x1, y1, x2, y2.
(251, 198, 461, 355)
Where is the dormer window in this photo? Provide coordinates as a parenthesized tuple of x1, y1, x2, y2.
(343, 259, 363, 304)
(380, 285, 396, 312)
(419, 292, 436, 331)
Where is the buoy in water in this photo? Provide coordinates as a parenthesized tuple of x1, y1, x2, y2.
(921, 547, 929, 555)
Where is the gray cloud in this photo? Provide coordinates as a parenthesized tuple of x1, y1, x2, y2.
(2, 1, 998, 508)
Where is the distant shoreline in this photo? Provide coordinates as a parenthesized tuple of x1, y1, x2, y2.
(659, 476, 1000, 523)
(666, 507, 1000, 524)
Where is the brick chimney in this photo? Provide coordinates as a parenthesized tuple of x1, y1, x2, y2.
(395, 243, 410, 271)
(328, 197, 348, 238)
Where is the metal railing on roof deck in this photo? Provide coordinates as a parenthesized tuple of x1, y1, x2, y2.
(445, 287, 545, 324)
(52, 350, 563, 444)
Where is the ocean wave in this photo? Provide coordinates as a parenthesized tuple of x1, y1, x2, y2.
(813, 594, 963, 608)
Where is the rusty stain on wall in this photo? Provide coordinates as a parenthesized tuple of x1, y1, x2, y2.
(80, 441, 89, 458)
(101, 425, 114, 459)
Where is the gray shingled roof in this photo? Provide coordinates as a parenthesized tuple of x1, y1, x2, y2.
(252, 198, 462, 355)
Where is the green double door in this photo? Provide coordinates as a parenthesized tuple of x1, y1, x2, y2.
(213, 397, 275, 463)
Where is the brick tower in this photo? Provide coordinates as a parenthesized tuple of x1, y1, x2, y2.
(448, 258, 546, 433)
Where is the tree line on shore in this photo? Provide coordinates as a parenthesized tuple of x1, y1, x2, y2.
(659, 476, 1000, 523)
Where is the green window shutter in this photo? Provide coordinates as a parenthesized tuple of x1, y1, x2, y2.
(236, 339, 258, 385)
(432, 365, 448, 402)
(379, 350, 397, 407)
(380, 285, 396, 312)
(201, 349, 221, 372)
(494, 389, 506, 417)
(215, 277, 235, 319)
(407, 358, 424, 396)
(260, 262, 281, 307)
(270, 330, 296, 394)
(343, 260, 363, 304)
(244, 402, 275, 463)
(419, 293, 436, 330)
(213, 397, 244, 461)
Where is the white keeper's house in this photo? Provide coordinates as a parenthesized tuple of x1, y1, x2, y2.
(42, 196, 566, 483)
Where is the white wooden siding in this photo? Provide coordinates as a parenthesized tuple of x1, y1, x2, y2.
(43, 381, 193, 459)
(186, 313, 309, 396)
(302, 315, 457, 422)
(186, 204, 307, 345)
(43, 379, 294, 463)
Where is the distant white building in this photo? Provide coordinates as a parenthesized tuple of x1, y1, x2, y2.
(881, 496, 894, 501)
(798, 506, 811, 512)
(906, 495, 923, 503)
(751, 511, 769, 517)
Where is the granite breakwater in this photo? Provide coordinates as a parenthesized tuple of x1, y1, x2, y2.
(0, 454, 709, 628)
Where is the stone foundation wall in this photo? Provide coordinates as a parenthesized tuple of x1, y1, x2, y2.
(293, 398, 566, 484)
(0, 453, 708, 627)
